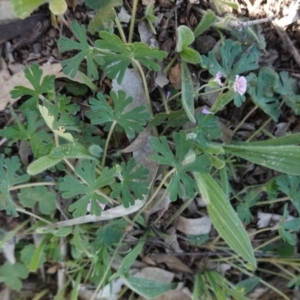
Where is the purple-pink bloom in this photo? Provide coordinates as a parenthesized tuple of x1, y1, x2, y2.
(166, 91, 171, 99)
(213, 71, 224, 87)
(233, 75, 247, 95)
(201, 107, 211, 114)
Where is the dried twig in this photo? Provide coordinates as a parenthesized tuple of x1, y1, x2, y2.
(272, 20, 300, 69)
(192, 6, 274, 30)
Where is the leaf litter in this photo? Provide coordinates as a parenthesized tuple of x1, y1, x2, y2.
(1, 0, 300, 299)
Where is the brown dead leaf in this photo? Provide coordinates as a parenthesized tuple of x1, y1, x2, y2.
(148, 253, 193, 274)
(0, 62, 62, 111)
(176, 216, 212, 236)
(169, 64, 181, 90)
(0, 62, 92, 111)
(0, 0, 16, 24)
(65, 0, 78, 11)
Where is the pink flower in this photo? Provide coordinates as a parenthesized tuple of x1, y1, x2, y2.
(213, 71, 224, 87)
(233, 75, 247, 95)
(201, 107, 211, 114)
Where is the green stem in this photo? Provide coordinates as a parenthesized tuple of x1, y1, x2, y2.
(163, 55, 177, 74)
(115, 13, 127, 43)
(142, 168, 175, 213)
(226, 261, 290, 300)
(133, 60, 154, 118)
(16, 207, 52, 224)
(256, 196, 289, 206)
(128, 0, 139, 43)
(232, 106, 258, 134)
(10, 181, 57, 191)
(101, 120, 117, 168)
(159, 87, 170, 114)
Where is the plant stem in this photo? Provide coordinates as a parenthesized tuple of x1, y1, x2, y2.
(16, 207, 52, 224)
(163, 55, 177, 74)
(115, 13, 127, 43)
(159, 87, 170, 114)
(142, 168, 175, 213)
(133, 59, 154, 118)
(9, 181, 57, 191)
(101, 120, 117, 168)
(128, 0, 139, 43)
(232, 106, 258, 134)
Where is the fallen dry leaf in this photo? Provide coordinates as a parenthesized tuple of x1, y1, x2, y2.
(0, 62, 62, 111)
(169, 64, 181, 90)
(118, 6, 131, 23)
(148, 253, 193, 274)
(0, 62, 93, 111)
(176, 215, 212, 235)
(142, 0, 155, 5)
(0, 0, 16, 23)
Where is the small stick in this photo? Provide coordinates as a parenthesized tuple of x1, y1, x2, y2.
(272, 20, 300, 69)
(192, 6, 274, 29)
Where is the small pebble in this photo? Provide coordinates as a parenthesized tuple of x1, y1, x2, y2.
(195, 35, 217, 54)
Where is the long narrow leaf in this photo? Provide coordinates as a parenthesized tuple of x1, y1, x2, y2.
(193, 172, 256, 268)
(230, 133, 300, 147)
(224, 144, 300, 175)
(181, 61, 195, 123)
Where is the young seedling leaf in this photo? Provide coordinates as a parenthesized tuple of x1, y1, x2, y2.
(110, 158, 149, 208)
(180, 47, 201, 64)
(58, 21, 104, 80)
(224, 143, 300, 175)
(176, 25, 195, 52)
(49, 0, 67, 15)
(246, 67, 280, 121)
(11, 0, 66, 18)
(177, 25, 201, 64)
(87, 0, 123, 34)
(27, 156, 62, 176)
(95, 32, 167, 83)
(118, 240, 145, 276)
(194, 9, 217, 37)
(0, 262, 28, 291)
(11, 0, 45, 19)
(49, 143, 97, 160)
(59, 161, 115, 217)
(86, 90, 150, 139)
(151, 131, 210, 201)
(211, 89, 236, 113)
(0, 155, 30, 216)
(20, 243, 46, 272)
(193, 172, 256, 268)
(38, 105, 74, 142)
(18, 186, 56, 215)
(181, 61, 196, 123)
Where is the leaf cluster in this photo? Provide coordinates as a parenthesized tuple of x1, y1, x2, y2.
(151, 131, 210, 201)
(58, 21, 167, 83)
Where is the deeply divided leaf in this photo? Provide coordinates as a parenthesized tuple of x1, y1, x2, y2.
(86, 90, 150, 139)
